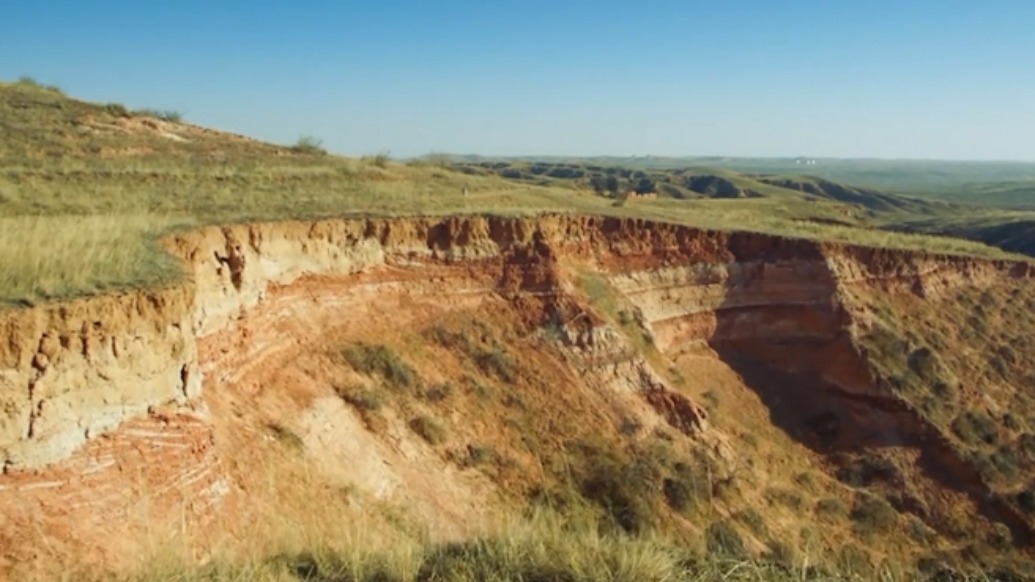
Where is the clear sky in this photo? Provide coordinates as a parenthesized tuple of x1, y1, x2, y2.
(2, 1, 1033, 160)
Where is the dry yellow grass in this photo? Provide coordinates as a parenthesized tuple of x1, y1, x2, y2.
(0, 79, 1024, 306)
(0, 214, 190, 305)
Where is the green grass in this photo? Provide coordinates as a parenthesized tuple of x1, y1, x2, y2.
(290, 135, 326, 155)
(123, 512, 1031, 581)
(341, 343, 420, 390)
(0, 79, 1029, 307)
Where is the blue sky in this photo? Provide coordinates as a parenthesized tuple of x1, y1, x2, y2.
(2, 1, 1033, 160)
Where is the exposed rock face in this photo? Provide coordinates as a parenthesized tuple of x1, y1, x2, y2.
(0, 288, 198, 468)
(2, 214, 1032, 469)
(2, 213, 1034, 555)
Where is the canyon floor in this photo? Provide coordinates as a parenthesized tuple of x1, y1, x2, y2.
(3, 80, 1035, 581)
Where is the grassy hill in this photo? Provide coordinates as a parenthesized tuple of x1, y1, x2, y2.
(440, 154, 1035, 198)
(3, 78, 1024, 307)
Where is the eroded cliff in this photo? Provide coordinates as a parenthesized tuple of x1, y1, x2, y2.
(2, 214, 1034, 575)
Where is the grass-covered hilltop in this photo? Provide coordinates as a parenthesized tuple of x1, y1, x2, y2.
(4, 76, 1035, 307)
(7, 78, 1035, 582)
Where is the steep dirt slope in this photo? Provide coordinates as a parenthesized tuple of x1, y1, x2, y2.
(2, 215, 1034, 578)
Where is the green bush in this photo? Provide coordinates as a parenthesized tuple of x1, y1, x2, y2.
(333, 383, 384, 411)
(736, 509, 768, 536)
(104, 102, 130, 117)
(767, 487, 805, 510)
(364, 151, 392, 168)
(476, 349, 516, 382)
(837, 544, 874, 577)
(952, 410, 999, 446)
(851, 493, 898, 536)
(341, 343, 419, 390)
(425, 322, 516, 383)
(706, 521, 746, 558)
(764, 539, 797, 568)
(579, 464, 657, 534)
(662, 476, 695, 511)
(989, 523, 1012, 550)
(986, 447, 1020, 481)
(837, 455, 901, 487)
(816, 497, 848, 519)
(15, 75, 63, 94)
(133, 107, 183, 122)
(291, 135, 326, 155)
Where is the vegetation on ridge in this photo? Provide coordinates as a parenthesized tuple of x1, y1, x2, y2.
(0, 78, 1025, 306)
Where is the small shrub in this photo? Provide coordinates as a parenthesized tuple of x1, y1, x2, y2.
(265, 422, 304, 452)
(134, 107, 183, 122)
(618, 416, 642, 436)
(837, 544, 873, 577)
(907, 346, 941, 380)
(906, 515, 938, 545)
(816, 497, 848, 519)
(580, 468, 657, 534)
(837, 455, 901, 487)
(426, 322, 516, 382)
(662, 477, 704, 513)
(15, 76, 63, 94)
(410, 415, 447, 445)
(984, 447, 1020, 481)
(364, 151, 392, 168)
(422, 382, 454, 403)
(291, 135, 326, 155)
(104, 102, 130, 117)
(476, 349, 515, 382)
(765, 540, 796, 568)
(1003, 413, 1024, 432)
(951, 410, 999, 445)
(767, 487, 804, 510)
(333, 383, 384, 411)
(989, 523, 1012, 550)
(467, 444, 498, 466)
(851, 493, 898, 536)
(1016, 488, 1035, 514)
(736, 508, 767, 536)
(706, 521, 746, 558)
(793, 471, 816, 490)
(341, 343, 419, 390)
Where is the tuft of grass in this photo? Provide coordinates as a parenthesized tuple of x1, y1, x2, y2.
(851, 492, 898, 537)
(134, 108, 183, 122)
(363, 151, 392, 168)
(425, 321, 517, 383)
(815, 497, 849, 520)
(951, 410, 999, 446)
(341, 343, 419, 390)
(409, 415, 447, 445)
(706, 521, 747, 558)
(265, 422, 305, 452)
(291, 135, 326, 155)
(333, 383, 385, 411)
(15, 75, 63, 94)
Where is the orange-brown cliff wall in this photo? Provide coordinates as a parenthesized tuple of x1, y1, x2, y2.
(2, 214, 1033, 472)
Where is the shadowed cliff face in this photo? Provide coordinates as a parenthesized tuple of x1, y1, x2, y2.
(2, 214, 1035, 572)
